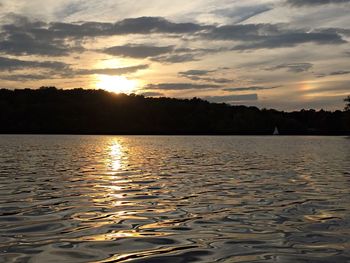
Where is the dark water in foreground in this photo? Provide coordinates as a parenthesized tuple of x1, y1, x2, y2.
(0, 135, 349, 263)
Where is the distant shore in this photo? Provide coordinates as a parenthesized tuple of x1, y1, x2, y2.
(1, 87, 349, 135)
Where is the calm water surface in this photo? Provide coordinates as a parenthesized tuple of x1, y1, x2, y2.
(0, 135, 349, 262)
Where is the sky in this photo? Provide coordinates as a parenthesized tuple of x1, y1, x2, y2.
(0, 0, 349, 110)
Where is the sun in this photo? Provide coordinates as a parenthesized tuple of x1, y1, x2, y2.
(96, 75, 138, 94)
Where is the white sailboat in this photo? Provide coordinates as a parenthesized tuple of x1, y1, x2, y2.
(273, 126, 279, 135)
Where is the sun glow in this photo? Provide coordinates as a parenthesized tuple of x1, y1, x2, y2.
(96, 75, 138, 94)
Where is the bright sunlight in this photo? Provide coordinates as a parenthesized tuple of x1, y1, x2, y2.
(96, 75, 138, 94)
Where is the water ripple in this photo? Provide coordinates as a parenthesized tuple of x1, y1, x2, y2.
(0, 135, 349, 262)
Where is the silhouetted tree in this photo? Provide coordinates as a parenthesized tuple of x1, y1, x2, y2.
(345, 96, 350, 111)
(0, 88, 349, 135)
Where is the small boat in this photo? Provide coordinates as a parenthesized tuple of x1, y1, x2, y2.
(273, 126, 279, 135)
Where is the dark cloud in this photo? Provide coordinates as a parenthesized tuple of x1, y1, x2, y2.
(232, 31, 346, 50)
(0, 14, 84, 56)
(112, 17, 207, 34)
(0, 32, 73, 56)
(0, 73, 50, 81)
(207, 78, 232, 84)
(76, 64, 149, 75)
(140, 91, 164, 97)
(2, 14, 346, 58)
(204, 94, 258, 103)
(323, 28, 350, 37)
(0, 56, 69, 71)
(265, 63, 313, 73)
(178, 69, 233, 84)
(102, 46, 219, 63)
(287, 0, 350, 6)
(0, 50, 147, 79)
(328, 70, 350, 76)
(179, 70, 214, 76)
(188, 76, 232, 84)
(152, 53, 200, 63)
(203, 23, 346, 50)
(223, 86, 280, 92)
(317, 70, 350, 77)
(4, 15, 206, 39)
(179, 69, 234, 84)
(102, 44, 174, 58)
(146, 83, 220, 90)
(0, 15, 207, 57)
(0, 64, 149, 81)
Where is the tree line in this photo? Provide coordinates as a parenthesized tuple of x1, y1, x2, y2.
(0, 87, 349, 135)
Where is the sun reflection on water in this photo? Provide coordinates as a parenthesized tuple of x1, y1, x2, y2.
(110, 141, 124, 171)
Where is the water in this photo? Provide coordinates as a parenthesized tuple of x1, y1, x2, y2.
(0, 135, 349, 263)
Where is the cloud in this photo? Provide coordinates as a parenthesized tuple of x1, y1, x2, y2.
(112, 16, 207, 34)
(213, 4, 273, 23)
(205, 24, 280, 41)
(0, 33, 73, 57)
(204, 94, 258, 103)
(146, 83, 220, 90)
(99, 42, 221, 65)
(178, 69, 233, 84)
(150, 47, 220, 63)
(317, 70, 350, 77)
(53, 2, 88, 20)
(0, 56, 69, 71)
(188, 76, 233, 84)
(0, 14, 84, 56)
(179, 70, 214, 76)
(286, 0, 350, 6)
(0, 15, 207, 57)
(2, 14, 346, 58)
(0, 14, 213, 62)
(0, 63, 149, 81)
(328, 70, 350, 76)
(12, 15, 206, 38)
(202, 23, 346, 50)
(76, 64, 149, 75)
(102, 44, 174, 58)
(223, 86, 280, 92)
(139, 91, 164, 97)
(265, 63, 313, 73)
(152, 53, 200, 63)
(232, 31, 346, 50)
(0, 73, 49, 81)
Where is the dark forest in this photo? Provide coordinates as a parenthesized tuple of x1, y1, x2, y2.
(0, 87, 349, 135)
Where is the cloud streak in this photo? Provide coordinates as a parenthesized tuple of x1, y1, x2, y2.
(213, 4, 273, 23)
(102, 44, 174, 58)
(146, 83, 220, 90)
(0, 56, 69, 71)
(74, 64, 149, 76)
(287, 0, 350, 6)
(204, 94, 258, 103)
(178, 69, 233, 84)
(223, 86, 280, 92)
(265, 63, 313, 73)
